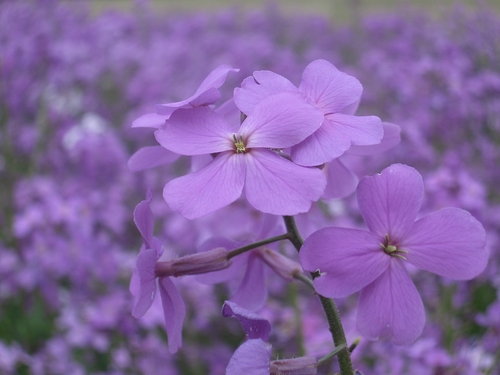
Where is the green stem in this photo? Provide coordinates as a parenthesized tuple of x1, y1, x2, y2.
(283, 215, 354, 375)
(226, 233, 289, 260)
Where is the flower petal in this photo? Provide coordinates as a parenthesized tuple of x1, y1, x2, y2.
(234, 70, 297, 115)
(322, 158, 358, 199)
(403, 208, 488, 279)
(155, 107, 234, 156)
(158, 277, 186, 354)
(291, 118, 351, 166)
(241, 92, 323, 149)
(222, 301, 271, 340)
(357, 259, 425, 346)
(357, 164, 424, 241)
(299, 59, 362, 113)
(244, 150, 326, 216)
(348, 122, 401, 156)
(300, 227, 389, 298)
(132, 112, 168, 128)
(231, 253, 267, 311)
(163, 152, 245, 219)
(226, 339, 271, 375)
(131, 248, 158, 318)
(133, 191, 154, 247)
(128, 146, 179, 172)
(156, 65, 239, 111)
(324, 113, 383, 146)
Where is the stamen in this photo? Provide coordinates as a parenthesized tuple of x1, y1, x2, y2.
(232, 134, 246, 153)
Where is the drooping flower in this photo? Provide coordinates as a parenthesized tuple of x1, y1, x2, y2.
(128, 65, 239, 171)
(300, 164, 488, 345)
(130, 191, 230, 352)
(234, 59, 384, 166)
(155, 92, 326, 219)
(222, 301, 318, 375)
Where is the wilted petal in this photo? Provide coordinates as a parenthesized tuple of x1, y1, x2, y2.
(158, 277, 186, 354)
(357, 259, 425, 346)
(231, 253, 267, 311)
(133, 191, 154, 247)
(323, 158, 358, 199)
(226, 339, 271, 375)
(244, 150, 326, 216)
(300, 227, 389, 298)
(132, 112, 168, 128)
(348, 122, 401, 156)
(234, 70, 297, 115)
(357, 164, 424, 241)
(128, 146, 179, 172)
(163, 152, 245, 219)
(132, 249, 158, 318)
(403, 208, 488, 279)
(299, 59, 362, 113)
(155, 107, 233, 156)
(241, 92, 323, 149)
(222, 301, 271, 340)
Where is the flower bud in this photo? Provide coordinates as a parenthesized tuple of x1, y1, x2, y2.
(260, 248, 302, 280)
(270, 356, 318, 375)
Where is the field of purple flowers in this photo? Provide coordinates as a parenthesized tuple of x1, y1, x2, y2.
(1, 1, 499, 374)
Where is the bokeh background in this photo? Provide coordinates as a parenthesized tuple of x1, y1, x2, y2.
(1, 0, 500, 374)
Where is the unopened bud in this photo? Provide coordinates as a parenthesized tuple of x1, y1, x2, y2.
(260, 248, 302, 280)
(270, 356, 318, 375)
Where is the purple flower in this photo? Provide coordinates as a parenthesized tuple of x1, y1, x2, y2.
(155, 92, 326, 219)
(234, 59, 384, 166)
(300, 164, 488, 345)
(131, 192, 230, 353)
(128, 65, 239, 172)
(222, 301, 318, 375)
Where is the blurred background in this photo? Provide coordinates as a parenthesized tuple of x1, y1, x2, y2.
(1, 0, 500, 374)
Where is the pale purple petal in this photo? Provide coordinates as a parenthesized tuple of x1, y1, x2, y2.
(244, 150, 326, 216)
(132, 249, 158, 318)
(291, 118, 351, 166)
(156, 65, 238, 111)
(241, 92, 323, 149)
(324, 113, 383, 146)
(322, 158, 358, 199)
(222, 301, 271, 340)
(234, 70, 298, 115)
(128, 146, 180, 172)
(226, 339, 271, 375)
(133, 191, 154, 247)
(132, 112, 168, 128)
(300, 227, 389, 298)
(357, 164, 424, 241)
(163, 152, 245, 219)
(155, 107, 233, 156)
(196, 237, 248, 284)
(348, 122, 401, 156)
(357, 259, 425, 346)
(403, 208, 488, 279)
(231, 253, 267, 311)
(158, 277, 186, 354)
(340, 98, 360, 116)
(299, 59, 362, 113)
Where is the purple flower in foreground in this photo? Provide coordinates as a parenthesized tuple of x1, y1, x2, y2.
(130, 192, 230, 352)
(222, 301, 318, 375)
(234, 59, 383, 166)
(128, 65, 238, 171)
(300, 164, 488, 345)
(155, 92, 326, 219)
